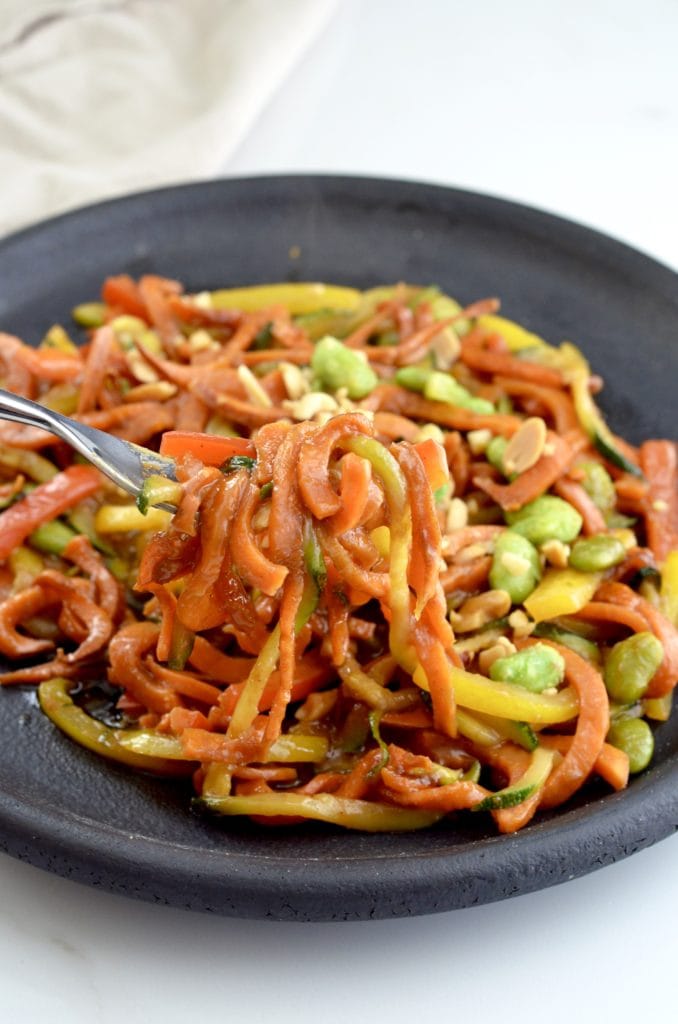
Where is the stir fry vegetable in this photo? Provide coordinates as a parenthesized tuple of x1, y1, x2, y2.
(0, 273, 676, 836)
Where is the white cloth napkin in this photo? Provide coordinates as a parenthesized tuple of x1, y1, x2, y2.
(0, 0, 337, 236)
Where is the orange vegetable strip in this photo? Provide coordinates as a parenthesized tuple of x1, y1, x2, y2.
(80, 403, 175, 444)
(145, 584, 176, 663)
(0, 465, 101, 560)
(230, 481, 289, 596)
(373, 412, 420, 443)
(364, 317, 457, 366)
(63, 535, 122, 622)
(473, 430, 574, 512)
(335, 749, 384, 799)
(0, 333, 36, 396)
(481, 744, 542, 834)
(325, 564, 350, 666)
(36, 570, 113, 663)
(149, 662, 222, 706)
(0, 585, 55, 658)
(494, 375, 579, 434)
(553, 476, 607, 535)
(594, 581, 678, 698)
(102, 274, 149, 319)
(573, 601, 650, 635)
(176, 474, 249, 632)
(413, 438, 449, 493)
(444, 525, 504, 559)
(342, 301, 400, 348)
(264, 572, 305, 745)
(238, 347, 314, 366)
(460, 329, 565, 387)
(380, 773, 487, 812)
(396, 444, 441, 616)
(215, 393, 288, 429)
(108, 622, 179, 715)
(159, 707, 210, 734)
(440, 556, 492, 595)
(412, 623, 456, 739)
(77, 325, 117, 414)
(362, 384, 522, 436)
(159, 431, 254, 465)
(540, 734, 630, 792)
(167, 294, 241, 329)
(13, 344, 82, 382)
(639, 439, 678, 562)
(268, 423, 311, 572)
(380, 707, 433, 729)
(297, 412, 374, 520)
(319, 530, 389, 598)
(526, 640, 609, 809)
(326, 453, 372, 536)
(188, 636, 254, 684)
(218, 650, 333, 716)
(0, 655, 77, 686)
(138, 275, 182, 348)
(181, 721, 266, 764)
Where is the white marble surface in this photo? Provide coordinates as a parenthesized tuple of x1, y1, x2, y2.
(1, 1, 677, 1021)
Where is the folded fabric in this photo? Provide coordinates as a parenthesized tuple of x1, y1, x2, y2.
(0, 0, 337, 236)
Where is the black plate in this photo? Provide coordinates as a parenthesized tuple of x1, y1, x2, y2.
(0, 175, 676, 922)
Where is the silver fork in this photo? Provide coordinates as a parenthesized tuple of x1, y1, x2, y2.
(0, 388, 177, 508)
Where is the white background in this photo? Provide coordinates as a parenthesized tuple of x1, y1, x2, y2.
(1, 2, 677, 1022)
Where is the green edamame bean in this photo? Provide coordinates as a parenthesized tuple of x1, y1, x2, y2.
(569, 533, 626, 572)
(506, 495, 583, 545)
(423, 372, 495, 414)
(607, 717, 654, 773)
(489, 530, 541, 603)
(489, 643, 565, 692)
(395, 366, 430, 392)
(311, 336, 378, 399)
(603, 631, 664, 703)
(579, 461, 616, 513)
(486, 435, 508, 474)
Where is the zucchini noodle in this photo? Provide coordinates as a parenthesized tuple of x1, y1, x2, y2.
(0, 273, 676, 834)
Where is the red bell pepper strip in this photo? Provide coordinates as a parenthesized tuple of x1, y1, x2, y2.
(0, 465, 102, 560)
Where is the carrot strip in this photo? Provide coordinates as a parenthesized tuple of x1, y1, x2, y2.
(528, 641, 609, 809)
(102, 275, 148, 319)
(553, 476, 607, 535)
(159, 431, 254, 465)
(108, 622, 179, 715)
(396, 444, 441, 616)
(362, 384, 522, 436)
(460, 328, 565, 387)
(473, 430, 573, 511)
(297, 413, 374, 520)
(494, 376, 579, 434)
(0, 585, 55, 658)
(326, 453, 373, 535)
(0, 466, 101, 560)
(77, 326, 117, 414)
(188, 636, 254, 684)
(594, 581, 678, 698)
(230, 481, 289, 596)
(149, 662, 222, 706)
(640, 439, 678, 562)
(36, 570, 113, 663)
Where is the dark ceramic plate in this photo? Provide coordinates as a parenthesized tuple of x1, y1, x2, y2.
(0, 175, 676, 922)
